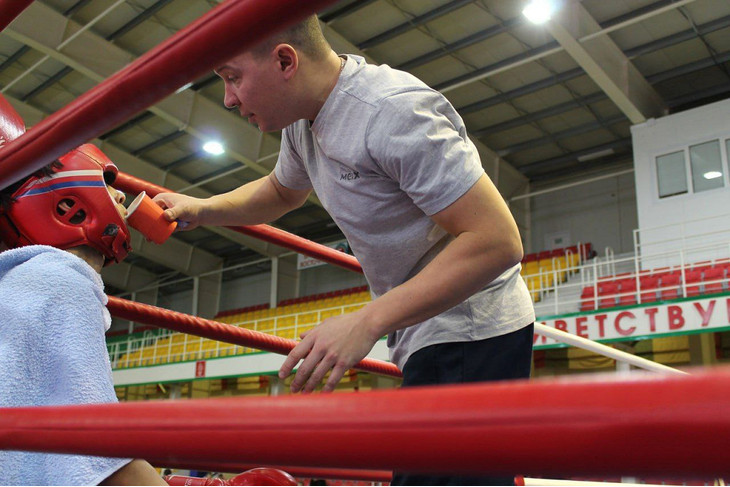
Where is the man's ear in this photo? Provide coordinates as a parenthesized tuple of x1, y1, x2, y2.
(274, 44, 298, 80)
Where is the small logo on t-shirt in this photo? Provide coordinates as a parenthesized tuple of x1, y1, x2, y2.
(340, 171, 360, 181)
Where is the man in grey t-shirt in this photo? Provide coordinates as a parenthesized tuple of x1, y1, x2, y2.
(155, 15, 535, 485)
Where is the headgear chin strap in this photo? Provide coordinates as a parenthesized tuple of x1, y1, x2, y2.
(0, 144, 132, 265)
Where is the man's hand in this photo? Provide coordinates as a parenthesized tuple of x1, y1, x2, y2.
(153, 192, 207, 231)
(278, 309, 379, 393)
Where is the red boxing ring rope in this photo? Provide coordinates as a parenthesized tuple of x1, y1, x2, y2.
(114, 172, 363, 273)
(0, 0, 34, 32)
(0, 0, 339, 190)
(1, 369, 729, 477)
(107, 296, 401, 378)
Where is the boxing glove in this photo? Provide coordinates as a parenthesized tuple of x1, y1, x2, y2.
(164, 475, 227, 486)
(227, 468, 297, 486)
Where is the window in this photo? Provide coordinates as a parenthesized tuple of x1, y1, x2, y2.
(656, 150, 688, 198)
(690, 140, 724, 193)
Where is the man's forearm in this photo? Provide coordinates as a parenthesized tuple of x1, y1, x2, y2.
(360, 231, 522, 340)
(202, 174, 306, 226)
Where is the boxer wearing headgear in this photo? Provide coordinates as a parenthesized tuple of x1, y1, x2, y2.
(0, 94, 166, 486)
(0, 143, 131, 265)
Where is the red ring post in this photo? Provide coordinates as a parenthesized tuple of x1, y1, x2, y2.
(0, 0, 339, 190)
(1, 370, 729, 477)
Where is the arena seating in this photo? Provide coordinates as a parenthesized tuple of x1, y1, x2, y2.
(521, 242, 594, 304)
(579, 258, 729, 311)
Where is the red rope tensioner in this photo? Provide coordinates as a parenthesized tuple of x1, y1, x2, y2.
(0, 369, 729, 477)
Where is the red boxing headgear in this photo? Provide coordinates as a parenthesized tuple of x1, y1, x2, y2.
(0, 144, 132, 264)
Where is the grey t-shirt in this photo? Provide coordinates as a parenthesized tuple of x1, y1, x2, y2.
(275, 54, 535, 369)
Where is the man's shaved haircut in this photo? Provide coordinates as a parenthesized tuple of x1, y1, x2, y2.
(252, 15, 331, 60)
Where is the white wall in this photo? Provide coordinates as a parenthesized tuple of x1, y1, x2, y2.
(299, 263, 368, 297)
(159, 289, 193, 316)
(632, 98, 730, 268)
(218, 272, 272, 311)
(158, 262, 368, 315)
(529, 171, 638, 257)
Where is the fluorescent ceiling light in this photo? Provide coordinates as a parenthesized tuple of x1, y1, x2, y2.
(703, 171, 722, 180)
(523, 0, 554, 24)
(203, 140, 225, 155)
(175, 82, 193, 94)
(577, 148, 614, 162)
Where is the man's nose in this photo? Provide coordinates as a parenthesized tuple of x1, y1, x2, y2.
(223, 88, 239, 110)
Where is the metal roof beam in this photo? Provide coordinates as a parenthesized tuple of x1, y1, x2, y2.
(497, 114, 626, 157)
(519, 138, 633, 175)
(459, 67, 583, 114)
(320, 0, 378, 24)
(396, 0, 694, 73)
(438, 0, 700, 95)
(131, 129, 186, 157)
(4, 1, 282, 180)
(106, 0, 174, 40)
(543, 0, 667, 124)
(102, 261, 161, 293)
(396, 17, 523, 71)
(21, 66, 72, 101)
(0, 46, 30, 75)
(624, 14, 730, 59)
(459, 16, 730, 120)
(358, 0, 474, 50)
(474, 92, 606, 137)
(473, 47, 730, 137)
(100, 112, 155, 140)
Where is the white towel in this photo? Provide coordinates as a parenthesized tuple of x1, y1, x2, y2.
(0, 245, 131, 486)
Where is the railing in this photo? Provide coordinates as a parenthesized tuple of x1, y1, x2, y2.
(633, 213, 730, 270)
(108, 299, 371, 369)
(109, 219, 730, 372)
(523, 240, 730, 318)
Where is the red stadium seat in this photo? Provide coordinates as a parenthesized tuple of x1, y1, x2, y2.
(580, 286, 596, 311)
(639, 275, 659, 303)
(618, 278, 637, 306)
(684, 269, 702, 297)
(598, 281, 618, 309)
(660, 273, 681, 300)
(704, 267, 725, 294)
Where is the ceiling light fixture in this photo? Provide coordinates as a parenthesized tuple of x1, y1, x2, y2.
(523, 0, 555, 24)
(175, 82, 193, 94)
(203, 140, 225, 155)
(703, 171, 722, 180)
(577, 148, 615, 162)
